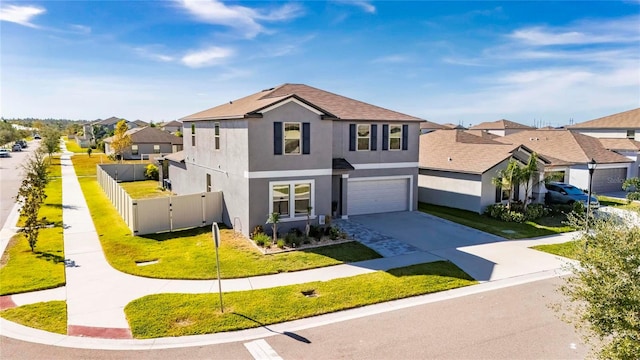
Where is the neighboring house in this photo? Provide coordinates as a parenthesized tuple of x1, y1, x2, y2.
(598, 138, 640, 178)
(495, 130, 633, 193)
(161, 120, 183, 134)
(568, 108, 640, 177)
(418, 130, 547, 213)
(419, 120, 447, 134)
(104, 126, 183, 160)
(469, 119, 535, 137)
(167, 83, 422, 237)
(442, 123, 467, 130)
(77, 116, 136, 148)
(132, 120, 149, 128)
(568, 108, 640, 139)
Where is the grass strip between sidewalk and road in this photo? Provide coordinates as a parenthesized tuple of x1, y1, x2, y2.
(0, 157, 65, 296)
(418, 203, 574, 239)
(531, 240, 581, 260)
(125, 261, 476, 338)
(74, 156, 381, 279)
(0, 301, 67, 334)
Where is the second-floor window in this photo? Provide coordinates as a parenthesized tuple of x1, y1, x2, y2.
(357, 124, 370, 151)
(191, 124, 196, 146)
(214, 122, 220, 150)
(153, 145, 160, 154)
(131, 144, 139, 155)
(284, 122, 301, 154)
(389, 125, 402, 150)
(274, 122, 310, 155)
(627, 130, 635, 140)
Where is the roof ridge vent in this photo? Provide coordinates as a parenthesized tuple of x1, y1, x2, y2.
(262, 87, 275, 92)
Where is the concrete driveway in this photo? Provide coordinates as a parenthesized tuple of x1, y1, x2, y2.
(342, 211, 574, 282)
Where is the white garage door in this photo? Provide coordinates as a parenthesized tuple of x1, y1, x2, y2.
(347, 178, 409, 216)
(592, 168, 627, 193)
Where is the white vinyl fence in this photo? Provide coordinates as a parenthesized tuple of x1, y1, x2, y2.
(97, 164, 223, 235)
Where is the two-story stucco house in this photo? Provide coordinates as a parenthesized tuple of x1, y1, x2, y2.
(166, 84, 422, 237)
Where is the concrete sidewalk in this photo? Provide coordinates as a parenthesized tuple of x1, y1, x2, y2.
(0, 146, 580, 348)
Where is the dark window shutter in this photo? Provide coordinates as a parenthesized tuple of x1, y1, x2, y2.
(382, 124, 389, 151)
(371, 124, 377, 151)
(349, 124, 356, 151)
(495, 186, 501, 202)
(302, 122, 310, 154)
(402, 124, 409, 150)
(274, 122, 282, 155)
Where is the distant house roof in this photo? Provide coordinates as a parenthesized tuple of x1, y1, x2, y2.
(93, 116, 122, 126)
(419, 120, 447, 130)
(133, 120, 149, 127)
(568, 108, 640, 129)
(495, 130, 632, 165)
(464, 129, 500, 140)
(182, 83, 423, 122)
(162, 120, 183, 128)
(103, 126, 183, 145)
(442, 123, 467, 129)
(469, 119, 534, 131)
(598, 138, 640, 152)
(419, 130, 526, 174)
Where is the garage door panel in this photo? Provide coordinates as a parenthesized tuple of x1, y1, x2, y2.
(348, 178, 409, 216)
(592, 168, 626, 193)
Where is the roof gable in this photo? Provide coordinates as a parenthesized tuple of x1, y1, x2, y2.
(104, 126, 183, 145)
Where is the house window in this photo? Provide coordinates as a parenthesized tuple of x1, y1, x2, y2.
(131, 144, 139, 155)
(214, 122, 220, 150)
(191, 123, 196, 146)
(389, 125, 402, 150)
(627, 130, 635, 140)
(272, 184, 290, 216)
(206, 174, 212, 192)
(284, 122, 301, 155)
(357, 124, 370, 151)
(270, 180, 315, 220)
(153, 145, 160, 154)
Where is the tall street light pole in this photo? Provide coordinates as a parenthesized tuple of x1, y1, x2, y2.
(586, 158, 597, 246)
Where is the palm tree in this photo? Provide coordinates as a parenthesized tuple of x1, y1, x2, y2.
(519, 152, 539, 210)
(266, 212, 280, 245)
(492, 159, 521, 209)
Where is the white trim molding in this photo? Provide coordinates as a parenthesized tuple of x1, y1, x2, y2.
(351, 162, 419, 170)
(258, 98, 325, 116)
(341, 174, 349, 178)
(244, 168, 332, 179)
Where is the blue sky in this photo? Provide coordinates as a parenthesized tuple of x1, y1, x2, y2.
(1, 1, 639, 127)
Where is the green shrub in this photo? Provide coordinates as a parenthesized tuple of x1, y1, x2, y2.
(250, 225, 264, 239)
(524, 204, 549, 221)
(284, 232, 300, 247)
(253, 233, 270, 247)
(485, 204, 508, 219)
(145, 164, 159, 180)
(329, 226, 341, 240)
(572, 201, 585, 213)
(627, 192, 640, 201)
(277, 239, 285, 249)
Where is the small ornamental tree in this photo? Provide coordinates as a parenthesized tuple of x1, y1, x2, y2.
(558, 212, 640, 359)
(145, 163, 159, 180)
(16, 150, 50, 252)
(491, 159, 522, 209)
(41, 127, 61, 159)
(266, 212, 280, 245)
(111, 120, 132, 162)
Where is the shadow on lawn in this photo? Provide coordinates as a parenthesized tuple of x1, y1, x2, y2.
(44, 203, 80, 210)
(35, 251, 65, 264)
(233, 313, 312, 344)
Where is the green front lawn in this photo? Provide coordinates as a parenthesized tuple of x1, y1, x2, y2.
(598, 196, 640, 211)
(1, 157, 65, 295)
(125, 261, 476, 338)
(418, 203, 574, 239)
(0, 301, 67, 334)
(120, 180, 173, 199)
(76, 175, 381, 279)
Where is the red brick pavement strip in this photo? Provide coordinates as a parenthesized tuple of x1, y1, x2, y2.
(0, 295, 17, 310)
(67, 325, 133, 339)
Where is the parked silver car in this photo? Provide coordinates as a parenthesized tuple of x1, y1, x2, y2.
(545, 182, 599, 208)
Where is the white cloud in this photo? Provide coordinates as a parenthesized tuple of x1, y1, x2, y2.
(509, 15, 640, 46)
(334, 1, 376, 14)
(175, 0, 303, 38)
(181, 46, 233, 68)
(0, 4, 45, 28)
(134, 47, 174, 62)
(69, 24, 91, 34)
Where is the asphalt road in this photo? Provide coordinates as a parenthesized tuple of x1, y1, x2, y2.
(0, 277, 588, 359)
(0, 140, 39, 227)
